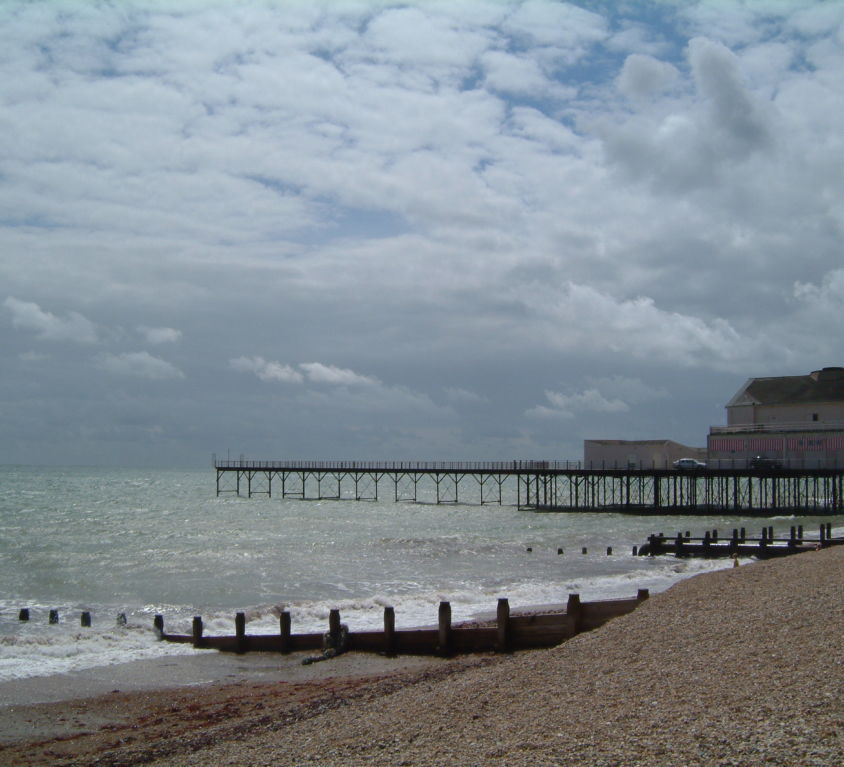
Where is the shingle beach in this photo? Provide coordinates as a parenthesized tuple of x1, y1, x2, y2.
(2, 546, 842, 767)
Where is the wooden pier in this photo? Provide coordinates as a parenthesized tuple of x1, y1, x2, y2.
(155, 590, 649, 657)
(215, 459, 844, 515)
(638, 522, 842, 558)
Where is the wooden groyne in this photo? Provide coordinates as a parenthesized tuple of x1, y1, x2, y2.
(154, 591, 649, 657)
(638, 522, 842, 559)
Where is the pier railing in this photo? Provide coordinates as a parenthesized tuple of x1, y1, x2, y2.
(213, 459, 582, 471)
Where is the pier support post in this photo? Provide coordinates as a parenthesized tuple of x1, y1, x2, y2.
(437, 601, 452, 655)
(192, 616, 204, 648)
(496, 598, 511, 653)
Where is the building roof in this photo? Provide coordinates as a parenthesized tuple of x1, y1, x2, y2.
(726, 368, 844, 408)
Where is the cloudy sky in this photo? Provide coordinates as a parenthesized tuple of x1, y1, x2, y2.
(2, 0, 843, 467)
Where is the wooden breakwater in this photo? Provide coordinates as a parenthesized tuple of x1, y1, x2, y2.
(155, 591, 649, 657)
(638, 522, 842, 559)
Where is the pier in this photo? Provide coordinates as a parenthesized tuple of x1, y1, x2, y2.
(215, 459, 844, 515)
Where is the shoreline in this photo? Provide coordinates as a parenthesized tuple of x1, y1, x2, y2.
(2, 548, 842, 766)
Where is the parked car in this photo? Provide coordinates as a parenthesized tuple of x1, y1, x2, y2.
(673, 458, 707, 470)
(749, 455, 782, 470)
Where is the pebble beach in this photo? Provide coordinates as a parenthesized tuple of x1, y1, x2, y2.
(2, 546, 842, 767)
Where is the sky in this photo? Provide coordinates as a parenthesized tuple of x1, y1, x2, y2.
(2, 0, 844, 467)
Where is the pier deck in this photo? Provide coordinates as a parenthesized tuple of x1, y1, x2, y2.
(215, 460, 844, 515)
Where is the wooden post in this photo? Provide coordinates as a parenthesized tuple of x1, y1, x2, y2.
(153, 614, 164, 639)
(437, 601, 452, 655)
(632, 545, 638, 556)
(496, 598, 510, 653)
(557, 547, 564, 555)
(192, 616, 204, 647)
(606, 546, 613, 555)
(235, 612, 246, 653)
(279, 611, 291, 654)
(567, 593, 582, 634)
(18, 608, 29, 621)
(81, 611, 91, 627)
(581, 546, 587, 555)
(383, 606, 396, 656)
(740, 527, 746, 543)
(637, 588, 649, 601)
(49, 609, 59, 625)
(797, 524, 803, 541)
(329, 609, 341, 647)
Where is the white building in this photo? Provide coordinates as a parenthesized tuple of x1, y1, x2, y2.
(708, 367, 844, 468)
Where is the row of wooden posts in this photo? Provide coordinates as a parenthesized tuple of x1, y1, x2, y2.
(155, 590, 650, 657)
(17, 608, 128, 626)
(639, 523, 840, 558)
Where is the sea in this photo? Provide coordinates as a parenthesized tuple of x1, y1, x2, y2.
(1, 464, 840, 686)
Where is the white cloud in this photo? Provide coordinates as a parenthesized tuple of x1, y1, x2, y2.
(585, 375, 668, 405)
(300, 362, 379, 387)
(527, 388, 629, 420)
(444, 387, 488, 405)
(229, 356, 304, 384)
(99, 351, 184, 380)
(139, 326, 182, 345)
(617, 54, 679, 100)
(4, 297, 98, 344)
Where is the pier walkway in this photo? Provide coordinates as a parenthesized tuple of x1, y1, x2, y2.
(214, 460, 844, 515)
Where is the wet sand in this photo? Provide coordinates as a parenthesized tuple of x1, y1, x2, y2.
(1, 547, 842, 767)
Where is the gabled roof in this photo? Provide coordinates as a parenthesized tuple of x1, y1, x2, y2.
(726, 368, 844, 408)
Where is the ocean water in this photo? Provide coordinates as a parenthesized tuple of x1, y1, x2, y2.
(1, 465, 838, 684)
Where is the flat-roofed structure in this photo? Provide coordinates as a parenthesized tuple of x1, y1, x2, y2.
(583, 439, 706, 470)
(709, 367, 844, 468)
